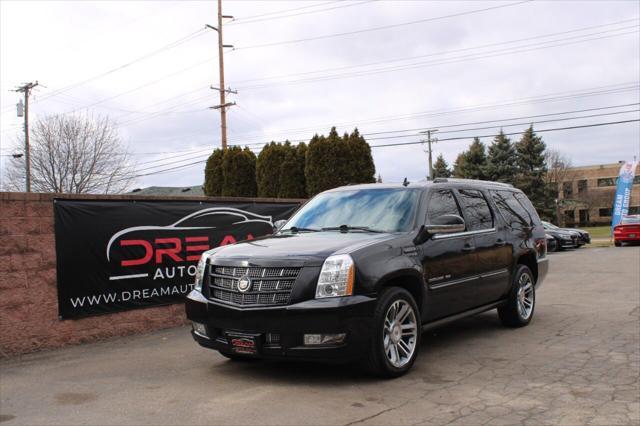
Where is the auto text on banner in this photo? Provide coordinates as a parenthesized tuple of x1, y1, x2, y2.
(611, 160, 639, 229)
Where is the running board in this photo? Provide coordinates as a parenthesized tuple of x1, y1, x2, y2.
(421, 300, 507, 332)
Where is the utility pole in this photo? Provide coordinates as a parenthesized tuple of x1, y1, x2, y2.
(15, 81, 38, 192)
(207, 0, 235, 149)
(420, 129, 438, 180)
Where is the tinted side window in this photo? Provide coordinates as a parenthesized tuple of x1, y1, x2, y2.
(426, 189, 461, 224)
(457, 189, 493, 230)
(491, 190, 530, 228)
(514, 193, 542, 225)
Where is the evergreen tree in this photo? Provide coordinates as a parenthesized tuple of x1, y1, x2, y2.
(203, 149, 224, 196)
(346, 128, 376, 183)
(305, 127, 352, 196)
(457, 138, 487, 179)
(433, 154, 451, 178)
(514, 126, 548, 211)
(485, 130, 517, 183)
(221, 146, 257, 197)
(256, 142, 285, 197)
(452, 153, 466, 178)
(277, 141, 307, 198)
(376, 174, 382, 183)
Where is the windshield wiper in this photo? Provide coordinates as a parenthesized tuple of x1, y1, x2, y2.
(282, 226, 320, 234)
(321, 225, 385, 233)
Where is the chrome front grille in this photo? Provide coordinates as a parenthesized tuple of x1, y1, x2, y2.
(213, 266, 300, 279)
(208, 265, 301, 306)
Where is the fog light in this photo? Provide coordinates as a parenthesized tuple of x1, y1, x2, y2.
(192, 322, 208, 338)
(303, 333, 346, 346)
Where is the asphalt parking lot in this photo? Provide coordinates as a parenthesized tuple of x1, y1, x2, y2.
(1, 246, 639, 426)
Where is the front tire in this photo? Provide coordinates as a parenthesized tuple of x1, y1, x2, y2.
(365, 287, 420, 378)
(498, 265, 535, 327)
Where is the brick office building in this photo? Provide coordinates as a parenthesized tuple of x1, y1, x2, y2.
(558, 163, 640, 227)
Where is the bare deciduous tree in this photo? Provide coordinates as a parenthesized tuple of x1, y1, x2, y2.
(545, 149, 573, 187)
(3, 114, 135, 193)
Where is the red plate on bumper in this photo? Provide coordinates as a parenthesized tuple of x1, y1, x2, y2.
(227, 332, 260, 355)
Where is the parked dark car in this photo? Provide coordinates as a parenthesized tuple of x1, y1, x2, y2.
(542, 221, 587, 249)
(186, 179, 548, 377)
(614, 215, 640, 246)
(545, 234, 558, 252)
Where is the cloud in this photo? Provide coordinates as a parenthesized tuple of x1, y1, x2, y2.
(1, 0, 638, 190)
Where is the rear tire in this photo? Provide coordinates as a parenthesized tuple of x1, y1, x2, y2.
(365, 287, 420, 378)
(614, 240, 622, 247)
(498, 265, 535, 328)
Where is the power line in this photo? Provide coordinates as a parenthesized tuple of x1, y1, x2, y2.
(238, 28, 639, 90)
(235, 1, 532, 50)
(220, 83, 640, 144)
(125, 106, 640, 175)
(123, 119, 640, 183)
(230, 18, 638, 86)
(31, 28, 211, 105)
(230, 1, 340, 22)
(363, 102, 640, 136)
(370, 119, 640, 148)
(228, 0, 375, 26)
(120, 82, 640, 148)
(363, 109, 640, 141)
(60, 58, 215, 114)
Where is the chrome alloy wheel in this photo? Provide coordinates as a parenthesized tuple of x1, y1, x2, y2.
(383, 300, 418, 368)
(516, 273, 534, 320)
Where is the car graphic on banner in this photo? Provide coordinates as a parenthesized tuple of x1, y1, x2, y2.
(106, 207, 275, 281)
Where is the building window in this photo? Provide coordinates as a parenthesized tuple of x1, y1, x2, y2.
(599, 208, 612, 217)
(562, 181, 573, 198)
(579, 209, 589, 226)
(629, 206, 640, 215)
(634, 176, 640, 185)
(577, 180, 587, 193)
(597, 177, 616, 187)
(564, 209, 575, 222)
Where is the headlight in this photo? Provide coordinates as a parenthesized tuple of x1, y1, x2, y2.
(315, 254, 355, 298)
(194, 254, 209, 292)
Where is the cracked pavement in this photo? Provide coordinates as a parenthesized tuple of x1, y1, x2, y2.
(1, 246, 639, 425)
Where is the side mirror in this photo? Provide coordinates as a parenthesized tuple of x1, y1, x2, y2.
(273, 219, 287, 233)
(414, 214, 466, 244)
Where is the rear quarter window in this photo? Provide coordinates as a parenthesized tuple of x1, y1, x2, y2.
(456, 189, 494, 231)
(514, 192, 542, 226)
(491, 190, 532, 229)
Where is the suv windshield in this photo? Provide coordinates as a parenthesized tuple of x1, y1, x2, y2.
(282, 188, 420, 233)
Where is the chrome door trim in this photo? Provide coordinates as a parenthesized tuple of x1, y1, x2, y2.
(479, 268, 509, 279)
(432, 227, 497, 240)
(429, 275, 478, 290)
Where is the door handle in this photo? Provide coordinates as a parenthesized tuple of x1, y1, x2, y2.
(496, 239, 506, 247)
(462, 244, 475, 252)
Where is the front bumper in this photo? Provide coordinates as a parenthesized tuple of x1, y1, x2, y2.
(185, 291, 377, 362)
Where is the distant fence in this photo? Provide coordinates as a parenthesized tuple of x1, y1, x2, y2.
(0, 192, 304, 357)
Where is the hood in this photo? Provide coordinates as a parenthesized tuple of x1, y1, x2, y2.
(206, 231, 397, 267)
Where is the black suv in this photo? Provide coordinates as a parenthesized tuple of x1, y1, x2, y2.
(186, 179, 548, 377)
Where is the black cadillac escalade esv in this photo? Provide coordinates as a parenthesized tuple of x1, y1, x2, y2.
(186, 179, 548, 377)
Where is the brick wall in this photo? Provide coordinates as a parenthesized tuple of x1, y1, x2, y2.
(0, 192, 303, 357)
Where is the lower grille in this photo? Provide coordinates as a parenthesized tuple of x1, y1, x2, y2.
(208, 265, 301, 307)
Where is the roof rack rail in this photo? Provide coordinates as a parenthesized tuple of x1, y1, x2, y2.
(433, 178, 448, 183)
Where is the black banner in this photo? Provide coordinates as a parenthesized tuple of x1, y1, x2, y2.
(54, 199, 300, 319)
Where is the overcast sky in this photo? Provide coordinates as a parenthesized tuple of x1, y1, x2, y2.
(1, 0, 639, 190)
